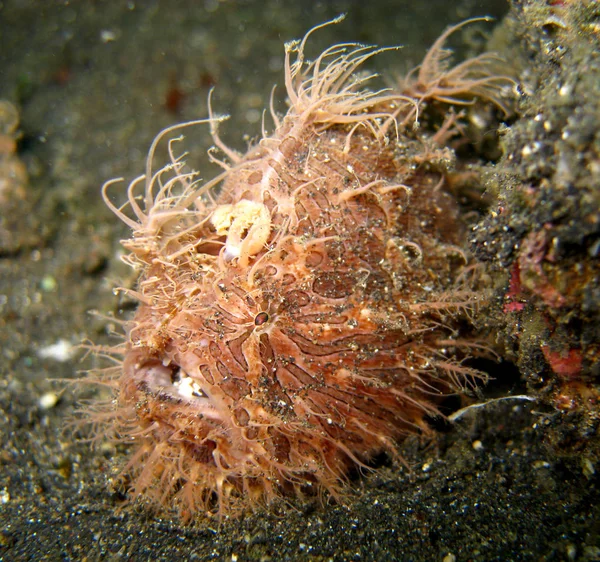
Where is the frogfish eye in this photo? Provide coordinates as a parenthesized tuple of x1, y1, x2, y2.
(254, 311, 269, 326)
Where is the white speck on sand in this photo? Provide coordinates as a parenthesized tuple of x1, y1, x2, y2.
(37, 339, 77, 362)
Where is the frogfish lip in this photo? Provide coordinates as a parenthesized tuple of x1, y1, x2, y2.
(127, 356, 223, 422)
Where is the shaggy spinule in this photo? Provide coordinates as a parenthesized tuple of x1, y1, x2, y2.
(92, 16, 511, 519)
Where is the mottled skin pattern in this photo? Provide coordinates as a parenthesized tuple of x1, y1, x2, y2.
(94, 18, 511, 518)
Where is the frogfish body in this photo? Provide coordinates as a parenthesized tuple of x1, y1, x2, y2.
(95, 17, 511, 519)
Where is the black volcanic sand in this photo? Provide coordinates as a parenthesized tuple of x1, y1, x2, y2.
(0, 1, 598, 560)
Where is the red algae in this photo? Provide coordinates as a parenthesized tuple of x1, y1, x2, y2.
(90, 17, 513, 520)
